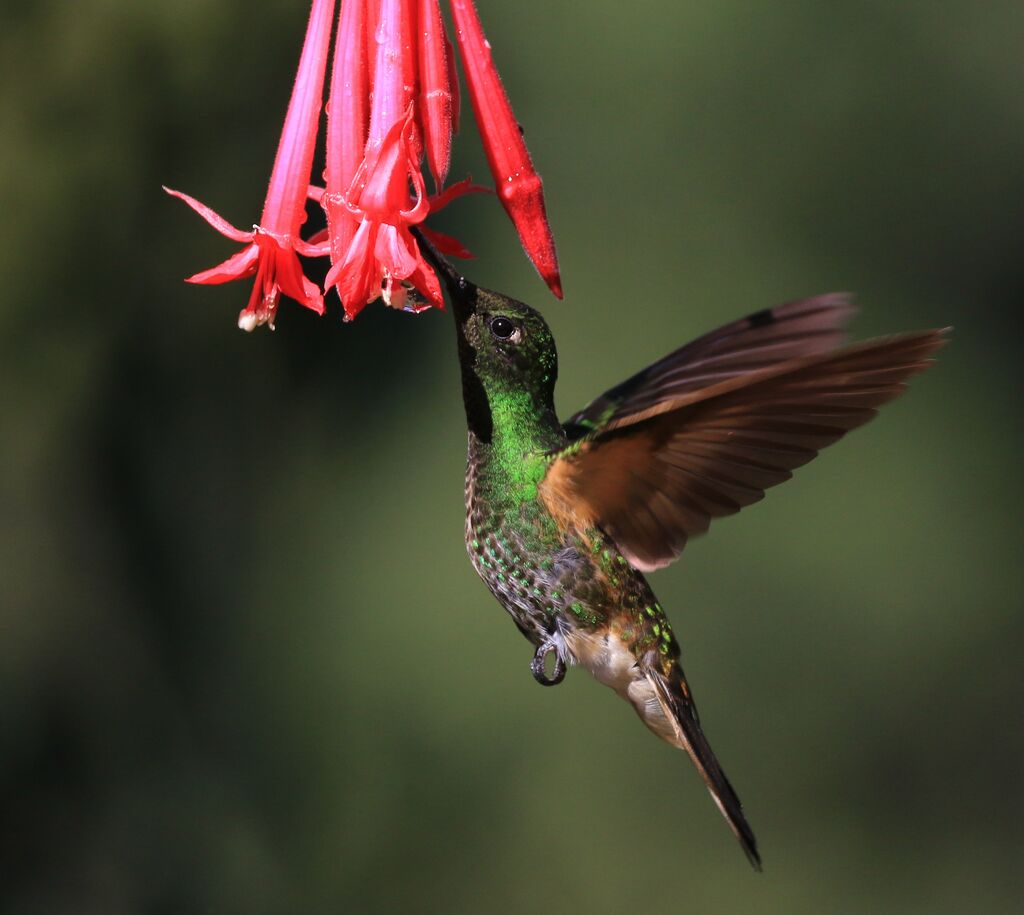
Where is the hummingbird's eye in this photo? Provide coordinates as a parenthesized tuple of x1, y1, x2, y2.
(489, 316, 517, 340)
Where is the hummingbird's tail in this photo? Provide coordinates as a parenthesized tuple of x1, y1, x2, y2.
(569, 624, 760, 867)
(646, 665, 762, 870)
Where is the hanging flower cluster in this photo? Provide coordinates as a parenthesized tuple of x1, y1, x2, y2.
(166, 0, 561, 330)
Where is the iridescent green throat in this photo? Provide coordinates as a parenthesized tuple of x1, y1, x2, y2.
(471, 384, 564, 507)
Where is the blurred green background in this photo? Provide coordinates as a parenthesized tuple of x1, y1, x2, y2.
(2, 1, 1022, 912)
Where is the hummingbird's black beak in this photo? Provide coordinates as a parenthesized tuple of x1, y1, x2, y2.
(412, 227, 477, 322)
(413, 228, 491, 440)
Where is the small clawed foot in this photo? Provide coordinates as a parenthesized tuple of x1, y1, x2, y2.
(531, 640, 566, 687)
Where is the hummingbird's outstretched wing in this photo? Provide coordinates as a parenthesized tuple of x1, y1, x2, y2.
(562, 294, 857, 440)
(542, 324, 947, 571)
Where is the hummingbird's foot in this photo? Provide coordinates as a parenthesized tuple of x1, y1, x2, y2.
(531, 640, 566, 687)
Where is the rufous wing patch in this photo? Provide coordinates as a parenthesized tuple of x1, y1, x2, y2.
(538, 432, 660, 541)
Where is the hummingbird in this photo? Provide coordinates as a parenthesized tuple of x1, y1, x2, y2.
(416, 234, 945, 869)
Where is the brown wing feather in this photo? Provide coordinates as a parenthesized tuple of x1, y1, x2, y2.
(563, 293, 856, 439)
(541, 330, 947, 571)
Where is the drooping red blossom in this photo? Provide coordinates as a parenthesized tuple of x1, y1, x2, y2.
(327, 108, 437, 316)
(320, 0, 559, 314)
(169, 0, 561, 328)
(324, 108, 487, 318)
(322, 0, 369, 269)
(450, 0, 562, 298)
(418, 0, 456, 188)
(166, 0, 336, 330)
(323, 0, 429, 316)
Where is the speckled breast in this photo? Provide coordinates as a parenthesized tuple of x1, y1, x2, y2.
(463, 449, 634, 648)
(464, 458, 555, 644)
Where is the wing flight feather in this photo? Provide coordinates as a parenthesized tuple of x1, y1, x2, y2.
(543, 327, 947, 571)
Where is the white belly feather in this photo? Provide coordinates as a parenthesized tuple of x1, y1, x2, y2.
(565, 628, 681, 747)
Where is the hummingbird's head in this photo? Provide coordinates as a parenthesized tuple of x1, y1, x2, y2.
(450, 282, 559, 444)
(452, 284, 558, 393)
(413, 230, 559, 443)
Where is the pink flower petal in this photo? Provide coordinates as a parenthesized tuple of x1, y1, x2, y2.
(400, 112, 430, 223)
(164, 186, 253, 243)
(374, 223, 419, 280)
(262, 238, 325, 316)
(428, 177, 490, 212)
(186, 243, 261, 285)
(294, 234, 331, 257)
(420, 225, 474, 259)
(406, 250, 444, 307)
(332, 219, 383, 317)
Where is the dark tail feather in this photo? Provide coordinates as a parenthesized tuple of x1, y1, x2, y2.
(650, 670, 762, 870)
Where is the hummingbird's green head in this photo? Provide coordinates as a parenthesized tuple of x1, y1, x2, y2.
(413, 229, 561, 444)
(449, 281, 559, 443)
(453, 284, 558, 392)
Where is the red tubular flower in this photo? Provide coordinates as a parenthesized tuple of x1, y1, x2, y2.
(418, 0, 454, 188)
(324, 0, 467, 318)
(321, 0, 559, 317)
(450, 0, 562, 298)
(166, 0, 336, 330)
(326, 108, 440, 317)
(366, 0, 414, 150)
(171, 0, 561, 326)
(323, 0, 370, 268)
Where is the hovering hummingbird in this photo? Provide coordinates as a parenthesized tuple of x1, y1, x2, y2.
(416, 235, 945, 869)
